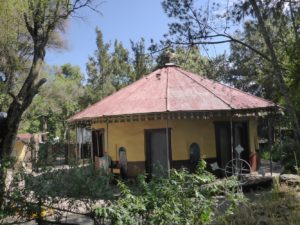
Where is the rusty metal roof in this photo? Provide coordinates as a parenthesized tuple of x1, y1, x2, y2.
(69, 65, 275, 122)
(17, 133, 32, 142)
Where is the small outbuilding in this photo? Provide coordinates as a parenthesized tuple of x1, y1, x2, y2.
(69, 64, 277, 177)
(12, 133, 33, 164)
(12, 132, 47, 167)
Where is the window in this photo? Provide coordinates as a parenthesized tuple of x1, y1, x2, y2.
(77, 127, 92, 159)
(189, 143, 200, 163)
(80, 143, 91, 159)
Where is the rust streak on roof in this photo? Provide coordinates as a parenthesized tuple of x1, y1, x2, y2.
(69, 65, 276, 122)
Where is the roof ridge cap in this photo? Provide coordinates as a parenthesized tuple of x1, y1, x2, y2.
(166, 67, 169, 111)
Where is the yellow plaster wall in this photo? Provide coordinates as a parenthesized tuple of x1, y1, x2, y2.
(11, 141, 27, 163)
(92, 117, 259, 162)
(92, 119, 217, 162)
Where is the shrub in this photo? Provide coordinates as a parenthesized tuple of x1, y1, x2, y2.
(225, 185, 300, 225)
(260, 138, 300, 174)
(24, 164, 113, 199)
(273, 138, 300, 173)
(94, 160, 242, 225)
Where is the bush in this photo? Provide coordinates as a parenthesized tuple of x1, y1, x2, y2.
(273, 138, 300, 173)
(226, 185, 300, 225)
(94, 160, 242, 225)
(24, 164, 113, 199)
(260, 138, 300, 174)
(1, 164, 114, 224)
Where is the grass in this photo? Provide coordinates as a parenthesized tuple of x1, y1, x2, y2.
(226, 183, 300, 225)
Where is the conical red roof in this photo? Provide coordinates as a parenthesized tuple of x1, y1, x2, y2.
(69, 65, 275, 122)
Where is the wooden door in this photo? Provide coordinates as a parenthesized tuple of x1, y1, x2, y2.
(215, 123, 232, 170)
(234, 122, 249, 162)
(215, 122, 249, 170)
(145, 129, 171, 177)
(92, 129, 104, 160)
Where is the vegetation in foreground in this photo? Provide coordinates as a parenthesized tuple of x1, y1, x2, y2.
(1, 159, 300, 225)
(260, 138, 300, 174)
(228, 182, 300, 225)
(94, 161, 242, 225)
(1, 160, 243, 224)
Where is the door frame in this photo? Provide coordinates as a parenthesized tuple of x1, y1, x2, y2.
(91, 128, 105, 162)
(144, 128, 172, 176)
(214, 121, 250, 168)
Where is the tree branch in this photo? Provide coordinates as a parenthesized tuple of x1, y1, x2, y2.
(35, 77, 47, 89)
(7, 92, 18, 103)
(23, 13, 34, 37)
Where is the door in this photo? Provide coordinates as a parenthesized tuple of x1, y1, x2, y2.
(92, 129, 104, 160)
(215, 123, 232, 170)
(145, 129, 171, 177)
(234, 122, 249, 162)
(215, 122, 249, 170)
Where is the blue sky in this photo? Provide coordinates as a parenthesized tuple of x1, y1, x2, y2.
(46, 0, 169, 75)
(45, 0, 229, 76)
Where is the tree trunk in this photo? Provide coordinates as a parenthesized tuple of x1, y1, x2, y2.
(0, 55, 45, 157)
(0, 45, 46, 208)
(249, 0, 300, 143)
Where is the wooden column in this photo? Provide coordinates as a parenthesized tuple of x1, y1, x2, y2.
(268, 117, 273, 176)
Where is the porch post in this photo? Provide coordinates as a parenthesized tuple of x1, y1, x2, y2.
(230, 113, 235, 176)
(80, 127, 84, 160)
(166, 113, 170, 178)
(230, 114, 234, 160)
(67, 124, 70, 165)
(75, 125, 78, 162)
(268, 117, 273, 176)
(106, 118, 109, 154)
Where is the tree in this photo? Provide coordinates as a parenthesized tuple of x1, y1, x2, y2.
(84, 28, 134, 106)
(20, 64, 84, 142)
(227, 23, 281, 100)
(0, 0, 31, 113)
(0, 0, 98, 208)
(161, 0, 300, 143)
(0, 0, 97, 155)
(111, 40, 133, 90)
(155, 45, 209, 75)
(130, 38, 152, 81)
(84, 28, 114, 106)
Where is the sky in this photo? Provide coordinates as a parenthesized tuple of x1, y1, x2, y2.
(45, 0, 229, 76)
(45, 0, 170, 75)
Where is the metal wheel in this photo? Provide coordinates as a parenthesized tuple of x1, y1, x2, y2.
(225, 159, 251, 184)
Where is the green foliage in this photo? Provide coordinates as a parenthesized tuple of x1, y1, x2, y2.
(83, 28, 134, 106)
(0, 83, 10, 112)
(227, 17, 300, 102)
(1, 164, 113, 224)
(111, 40, 133, 90)
(225, 184, 300, 225)
(0, 0, 31, 112)
(24, 165, 113, 199)
(37, 142, 49, 166)
(273, 138, 300, 173)
(20, 64, 84, 142)
(161, 0, 300, 142)
(130, 38, 152, 81)
(155, 46, 209, 74)
(260, 138, 300, 173)
(95, 161, 241, 225)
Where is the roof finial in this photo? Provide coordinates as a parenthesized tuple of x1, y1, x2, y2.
(165, 49, 177, 66)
